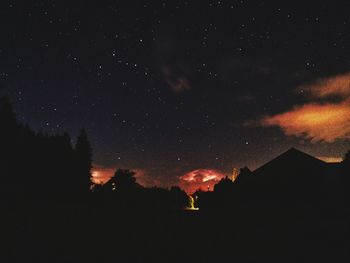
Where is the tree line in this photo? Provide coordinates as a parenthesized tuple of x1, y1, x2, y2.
(0, 96, 190, 209)
(0, 96, 92, 201)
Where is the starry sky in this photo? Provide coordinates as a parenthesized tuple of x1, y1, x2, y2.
(1, 0, 350, 192)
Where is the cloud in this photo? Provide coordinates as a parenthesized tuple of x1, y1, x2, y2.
(91, 165, 115, 184)
(162, 66, 191, 93)
(92, 166, 157, 187)
(299, 72, 350, 99)
(133, 169, 165, 188)
(257, 72, 350, 143)
(178, 169, 226, 194)
(92, 166, 228, 193)
(261, 100, 350, 143)
(166, 77, 191, 93)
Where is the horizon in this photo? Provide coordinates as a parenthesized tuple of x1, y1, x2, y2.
(91, 147, 345, 193)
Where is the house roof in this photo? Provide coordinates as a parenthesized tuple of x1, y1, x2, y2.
(253, 147, 328, 175)
(235, 148, 343, 204)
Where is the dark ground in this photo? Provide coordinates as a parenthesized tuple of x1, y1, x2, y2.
(3, 198, 349, 263)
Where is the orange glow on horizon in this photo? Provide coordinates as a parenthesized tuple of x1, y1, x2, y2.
(179, 169, 226, 194)
(317, 156, 343, 163)
(91, 167, 115, 184)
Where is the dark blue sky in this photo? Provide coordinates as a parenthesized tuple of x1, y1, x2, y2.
(1, 0, 349, 188)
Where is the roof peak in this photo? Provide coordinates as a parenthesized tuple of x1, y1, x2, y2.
(286, 147, 301, 152)
(282, 147, 319, 159)
(253, 147, 326, 173)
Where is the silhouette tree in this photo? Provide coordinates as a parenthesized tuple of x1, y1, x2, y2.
(110, 169, 140, 191)
(0, 97, 92, 200)
(75, 129, 93, 194)
(170, 186, 190, 209)
(0, 96, 18, 195)
(0, 96, 17, 129)
(214, 176, 234, 193)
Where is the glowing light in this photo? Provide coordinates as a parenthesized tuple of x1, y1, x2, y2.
(185, 195, 199, 211)
(91, 167, 115, 184)
(179, 169, 226, 194)
(202, 174, 218, 182)
(230, 168, 239, 182)
(92, 171, 100, 177)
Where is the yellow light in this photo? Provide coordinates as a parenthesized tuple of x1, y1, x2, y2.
(185, 195, 199, 211)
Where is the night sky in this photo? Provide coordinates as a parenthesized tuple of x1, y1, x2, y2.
(1, 0, 350, 192)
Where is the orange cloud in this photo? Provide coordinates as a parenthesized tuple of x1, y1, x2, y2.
(91, 166, 115, 184)
(299, 72, 350, 99)
(179, 169, 226, 194)
(261, 100, 350, 143)
(133, 169, 165, 188)
(316, 156, 343, 163)
(91, 166, 160, 188)
(258, 72, 350, 143)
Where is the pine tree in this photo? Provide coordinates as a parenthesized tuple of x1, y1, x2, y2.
(0, 96, 17, 152)
(75, 129, 93, 193)
(0, 96, 18, 187)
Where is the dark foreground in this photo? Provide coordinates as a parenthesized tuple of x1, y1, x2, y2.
(3, 199, 349, 263)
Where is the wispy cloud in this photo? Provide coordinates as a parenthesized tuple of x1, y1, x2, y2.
(257, 72, 350, 143)
(162, 66, 191, 93)
(299, 72, 350, 99)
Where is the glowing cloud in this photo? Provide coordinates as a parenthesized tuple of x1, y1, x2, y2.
(261, 101, 350, 143)
(133, 169, 164, 188)
(317, 156, 343, 163)
(91, 166, 159, 188)
(179, 169, 226, 194)
(258, 72, 350, 143)
(300, 72, 350, 99)
(91, 166, 115, 184)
